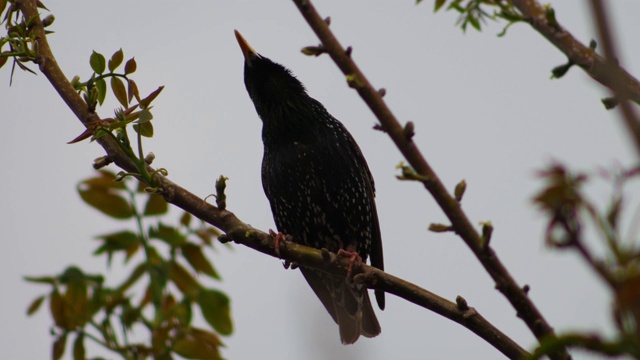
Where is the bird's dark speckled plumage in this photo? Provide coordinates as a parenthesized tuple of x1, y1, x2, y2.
(235, 30, 384, 344)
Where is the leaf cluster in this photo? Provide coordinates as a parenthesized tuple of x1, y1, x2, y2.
(531, 163, 640, 358)
(425, 0, 524, 36)
(0, 0, 50, 80)
(26, 171, 232, 360)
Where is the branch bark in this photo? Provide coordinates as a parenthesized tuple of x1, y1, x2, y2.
(13, 0, 529, 358)
(291, 0, 569, 359)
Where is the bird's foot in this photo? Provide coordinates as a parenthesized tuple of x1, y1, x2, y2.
(268, 229, 287, 257)
(336, 249, 363, 278)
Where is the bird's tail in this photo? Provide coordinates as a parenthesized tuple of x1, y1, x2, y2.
(300, 267, 381, 344)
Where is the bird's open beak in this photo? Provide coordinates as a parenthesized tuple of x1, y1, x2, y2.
(234, 30, 260, 64)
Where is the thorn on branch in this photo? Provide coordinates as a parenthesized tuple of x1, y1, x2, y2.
(377, 88, 386, 97)
(92, 155, 112, 169)
(324, 16, 331, 25)
(480, 221, 493, 249)
(589, 39, 597, 50)
(551, 59, 575, 79)
(403, 121, 415, 141)
(144, 152, 155, 165)
(602, 96, 620, 109)
(523, 284, 530, 295)
(428, 223, 454, 233)
(456, 295, 469, 311)
(301, 45, 326, 57)
(372, 123, 386, 132)
(345, 46, 352, 58)
(454, 179, 467, 202)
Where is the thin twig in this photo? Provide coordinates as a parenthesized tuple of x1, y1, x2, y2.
(13, 0, 529, 358)
(290, 0, 568, 359)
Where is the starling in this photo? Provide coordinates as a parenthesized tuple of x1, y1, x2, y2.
(234, 30, 384, 344)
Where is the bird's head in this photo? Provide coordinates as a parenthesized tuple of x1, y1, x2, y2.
(234, 30, 309, 118)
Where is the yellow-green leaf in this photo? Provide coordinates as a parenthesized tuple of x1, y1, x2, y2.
(111, 76, 128, 107)
(95, 78, 107, 105)
(124, 57, 137, 75)
(133, 121, 154, 138)
(197, 289, 233, 335)
(173, 328, 222, 360)
(168, 261, 200, 297)
(143, 194, 168, 216)
(149, 223, 186, 247)
(26, 295, 46, 315)
(180, 212, 192, 227)
(90, 51, 106, 74)
(78, 186, 133, 219)
(108, 48, 124, 72)
(182, 243, 220, 280)
(434, 0, 445, 11)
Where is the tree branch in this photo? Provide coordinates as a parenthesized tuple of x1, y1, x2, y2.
(290, 0, 568, 359)
(511, 0, 640, 109)
(14, 0, 529, 358)
(585, 0, 640, 156)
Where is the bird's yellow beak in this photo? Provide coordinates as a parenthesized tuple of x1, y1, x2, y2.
(234, 30, 259, 62)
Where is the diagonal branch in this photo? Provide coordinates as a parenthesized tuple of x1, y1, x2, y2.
(291, 0, 568, 359)
(13, 0, 529, 358)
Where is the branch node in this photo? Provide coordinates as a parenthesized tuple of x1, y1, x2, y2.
(321, 248, 334, 263)
(403, 121, 415, 141)
(345, 46, 352, 58)
(523, 284, 530, 295)
(372, 123, 386, 133)
(92, 155, 112, 169)
(324, 16, 331, 25)
(377, 88, 386, 97)
(456, 295, 469, 311)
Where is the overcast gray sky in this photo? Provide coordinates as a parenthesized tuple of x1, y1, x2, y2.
(2, 1, 639, 359)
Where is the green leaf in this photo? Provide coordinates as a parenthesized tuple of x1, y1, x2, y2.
(180, 212, 192, 227)
(108, 48, 124, 72)
(173, 328, 223, 360)
(73, 333, 86, 360)
(149, 223, 186, 247)
(90, 51, 106, 74)
(124, 57, 137, 75)
(198, 289, 233, 335)
(52, 333, 68, 360)
(434, 0, 446, 11)
(49, 290, 67, 328)
(134, 121, 154, 138)
(182, 243, 220, 280)
(94, 230, 140, 261)
(78, 186, 133, 219)
(116, 262, 147, 293)
(24, 275, 56, 284)
(143, 194, 168, 216)
(111, 76, 128, 107)
(168, 261, 200, 297)
(95, 78, 107, 105)
(26, 295, 46, 315)
(127, 79, 139, 103)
